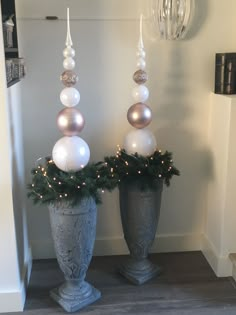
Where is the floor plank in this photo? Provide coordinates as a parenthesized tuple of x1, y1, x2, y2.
(7, 252, 236, 314)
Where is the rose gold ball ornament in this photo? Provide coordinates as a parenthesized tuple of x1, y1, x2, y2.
(57, 108, 85, 136)
(60, 70, 78, 87)
(127, 103, 152, 129)
(133, 69, 148, 85)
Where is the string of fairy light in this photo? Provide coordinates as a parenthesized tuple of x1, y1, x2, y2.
(29, 146, 177, 203)
(30, 160, 106, 201)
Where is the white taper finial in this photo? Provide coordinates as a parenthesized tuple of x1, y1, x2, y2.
(138, 14, 144, 50)
(66, 7, 73, 47)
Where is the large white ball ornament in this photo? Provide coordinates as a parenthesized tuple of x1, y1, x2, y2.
(123, 128, 157, 156)
(132, 85, 149, 103)
(52, 136, 90, 172)
(60, 87, 80, 107)
(63, 57, 75, 70)
(63, 47, 75, 58)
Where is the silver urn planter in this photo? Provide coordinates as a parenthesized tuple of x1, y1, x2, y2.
(48, 197, 101, 312)
(119, 178, 163, 285)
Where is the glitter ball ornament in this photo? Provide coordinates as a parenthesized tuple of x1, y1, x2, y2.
(57, 107, 85, 136)
(127, 103, 152, 129)
(133, 69, 148, 85)
(60, 70, 78, 87)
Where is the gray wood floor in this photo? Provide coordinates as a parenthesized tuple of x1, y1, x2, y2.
(9, 252, 236, 314)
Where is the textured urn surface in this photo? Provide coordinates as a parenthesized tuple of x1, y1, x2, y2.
(49, 197, 101, 312)
(119, 179, 163, 284)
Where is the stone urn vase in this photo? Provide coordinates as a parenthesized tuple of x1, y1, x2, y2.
(119, 178, 163, 285)
(48, 197, 101, 312)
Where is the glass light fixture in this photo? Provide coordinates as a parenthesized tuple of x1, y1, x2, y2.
(151, 0, 195, 40)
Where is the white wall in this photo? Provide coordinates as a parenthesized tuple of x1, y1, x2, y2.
(0, 9, 31, 313)
(16, 0, 236, 258)
(203, 94, 236, 277)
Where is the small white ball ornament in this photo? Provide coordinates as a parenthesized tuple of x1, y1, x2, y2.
(136, 50, 146, 59)
(123, 128, 157, 156)
(136, 58, 146, 70)
(63, 47, 75, 58)
(132, 85, 149, 103)
(52, 136, 90, 172)
(63, 57, 75, 70)
(60, 87, 80, 107)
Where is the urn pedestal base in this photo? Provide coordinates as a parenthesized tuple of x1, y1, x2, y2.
(119, 257, 161, 285)
(50, 280, 101, 313)
(119, 178, 163, 285)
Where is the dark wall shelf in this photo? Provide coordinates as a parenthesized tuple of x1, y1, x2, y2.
(5, 47, 18, 52)
(1, 0, 22, 87)
(1, 0, 18, 58)
(7, 78, 20, 88)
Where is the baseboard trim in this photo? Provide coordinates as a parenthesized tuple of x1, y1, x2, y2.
(94, 233, 202, 256)
(229, 254, 236, 282)
(0, 247, 32, 313)
(31, 233, 202, 259)
(0, 291, 24, 313)
(201, 234, 232, 277)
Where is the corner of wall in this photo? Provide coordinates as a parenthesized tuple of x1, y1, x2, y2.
(0, 247, 32, 313)
(201, 233, 232, 277)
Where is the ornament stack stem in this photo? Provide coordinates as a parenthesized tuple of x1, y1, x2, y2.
(52, 8, 90, 173)
(124, 14, 157, 156)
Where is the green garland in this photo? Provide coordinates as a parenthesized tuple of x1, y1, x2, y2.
(27, 157, 117, 206)
(104, 148, 180, 189)
(27, 150, 179, 206)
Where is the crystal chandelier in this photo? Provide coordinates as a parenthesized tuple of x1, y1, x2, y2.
(152, 0, 195, 40)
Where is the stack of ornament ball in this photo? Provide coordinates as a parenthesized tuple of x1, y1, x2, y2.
(124, 36, 157, 157)
(52, 45, 90, 172)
